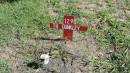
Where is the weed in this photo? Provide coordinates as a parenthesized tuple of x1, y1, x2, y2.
(0, 60, 11, 73)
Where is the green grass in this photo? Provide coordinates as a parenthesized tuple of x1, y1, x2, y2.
(91, 7, 130, 73)
(0, 0, 52, 44)
(0, 60, 11, 73)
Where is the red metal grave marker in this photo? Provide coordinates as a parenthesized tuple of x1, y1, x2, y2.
(50, 15, 88, 41)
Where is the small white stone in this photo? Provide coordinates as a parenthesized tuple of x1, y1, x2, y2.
(40, 53, 50, 64)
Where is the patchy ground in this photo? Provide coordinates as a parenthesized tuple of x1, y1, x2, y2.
(0, 31, 100, 73)
(0, 0, 130, 73)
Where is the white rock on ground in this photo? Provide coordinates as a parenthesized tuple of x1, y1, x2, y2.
(40, 53, 50, 64)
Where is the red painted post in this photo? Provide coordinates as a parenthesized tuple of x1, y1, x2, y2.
(64, 16, 74, 41)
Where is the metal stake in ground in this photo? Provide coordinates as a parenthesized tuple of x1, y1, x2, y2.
(50, 15, 88, 41)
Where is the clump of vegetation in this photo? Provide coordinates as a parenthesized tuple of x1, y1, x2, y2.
(0, 0, 52, 44)
(50, 45, 68, 59)
(92, 7, 130, 72)
(0, 60, 11, 73)
(0, 0, 18, 3)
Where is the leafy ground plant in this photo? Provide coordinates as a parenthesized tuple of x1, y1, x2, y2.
(0, 60, 11, 73)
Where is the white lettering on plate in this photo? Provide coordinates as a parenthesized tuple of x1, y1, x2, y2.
(63, 25, 80, 31)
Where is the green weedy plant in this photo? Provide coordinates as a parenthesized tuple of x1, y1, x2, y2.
(64, 0, 79, 3)
(105, 20, 130, 73)
(0, 0, 50, 44)
(0, 0, 18, 3)
(59, 5, 83, 18)
(93, 8, 130, 72)
(94, 9, 112, 48)
(0, 60, 11, 73)
(47, 0, 60, 7)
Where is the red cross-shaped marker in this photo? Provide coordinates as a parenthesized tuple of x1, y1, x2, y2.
(50, 15, 88, 41)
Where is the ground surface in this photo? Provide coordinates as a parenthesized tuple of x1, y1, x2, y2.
(0, 0, 130, 73)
